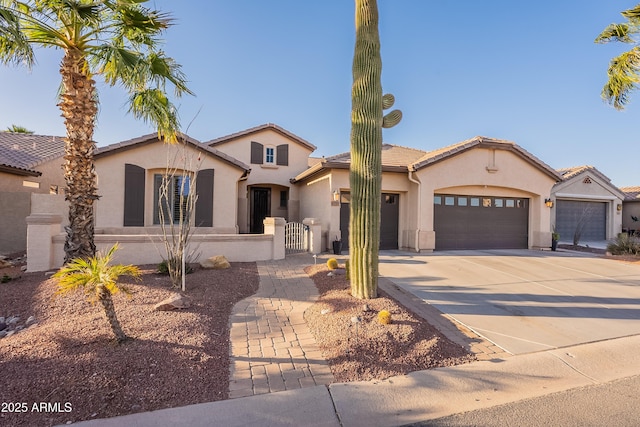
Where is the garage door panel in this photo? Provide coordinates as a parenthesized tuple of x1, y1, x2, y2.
(556, 200, 606, 241)
(435, 195, 528, 250)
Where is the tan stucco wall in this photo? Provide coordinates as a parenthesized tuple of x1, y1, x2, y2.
(94, 142, 243, 232)
(415, 147, 557, 250)
(214, 129, 314, 233)
(297, 169, 415, 251)
(551, 172, 623, 240)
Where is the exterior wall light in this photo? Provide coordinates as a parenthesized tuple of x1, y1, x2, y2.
(617, 203, 623, 212)
(544, 198, 554, 208)
(333, 190, 340, 203)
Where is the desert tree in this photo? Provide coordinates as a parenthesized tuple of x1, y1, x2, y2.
(0, 0, 192, 263)
(596, 3, 640, 109)
(349, 0, 401, 299)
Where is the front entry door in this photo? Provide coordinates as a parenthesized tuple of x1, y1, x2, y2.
(250, 187, 271, 233)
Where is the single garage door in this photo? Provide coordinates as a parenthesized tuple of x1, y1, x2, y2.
(434, 194, 529, 250)
(340, 192, 399, 250)
(555, 200, 606, 242)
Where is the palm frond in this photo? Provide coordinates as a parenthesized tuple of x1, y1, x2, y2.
(602, 46, 640, 109)
(128, 88, 180, 141)
(0, 6, 35, 66)
(595, 23, 635, 44)
(622, 4, 640, 23)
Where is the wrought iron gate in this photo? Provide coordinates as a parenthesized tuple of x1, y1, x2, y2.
(285, 222, 309, 253)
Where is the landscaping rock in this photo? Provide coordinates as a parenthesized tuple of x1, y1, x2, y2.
(200, 255, 230, 270)
(0, 259, 12, 269)
(153, 294, 192, 311)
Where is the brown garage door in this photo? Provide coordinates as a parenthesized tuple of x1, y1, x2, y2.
(434, 194, 529, 250)
(556, 200, 606, 242)
(340, 192, 399, 250)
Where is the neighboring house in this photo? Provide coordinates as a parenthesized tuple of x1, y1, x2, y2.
(620, 186, 640, 235)
(292, 137, 562, 252)
(93, 133, 250, 233)
(206, 123, 316, 233)
(551, 166, 625, 243)
(0, 132, 65, 254)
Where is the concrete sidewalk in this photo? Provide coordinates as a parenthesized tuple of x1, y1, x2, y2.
(71, 334, 640, 426)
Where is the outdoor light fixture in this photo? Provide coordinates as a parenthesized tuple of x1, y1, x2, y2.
(333, 190, 340, 202)
(545, 198, 554, 208)
(617, 204, 623, 212)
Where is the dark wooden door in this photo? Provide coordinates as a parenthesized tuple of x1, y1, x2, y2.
(250, 187, 271, 233)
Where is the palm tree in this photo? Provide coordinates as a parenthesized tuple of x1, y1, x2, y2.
(595, 3, 640, 109)
(4, 124, 33, 133)
(0, 0, 192, 263)
(53, 243, 140, 343)
(349, 0, 401, 299)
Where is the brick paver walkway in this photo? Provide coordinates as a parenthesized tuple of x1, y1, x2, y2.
(228, 254, 335, 398)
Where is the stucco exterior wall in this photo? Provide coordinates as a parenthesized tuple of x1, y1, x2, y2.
(415, 148, 557, 250)
(213, 129, 313, 233)
(298, 171, 333, 250)
(94, 142, 243, 232)
(622, 201, 640, 233)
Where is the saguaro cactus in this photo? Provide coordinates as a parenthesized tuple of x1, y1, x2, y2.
(349, 0, 401, 299)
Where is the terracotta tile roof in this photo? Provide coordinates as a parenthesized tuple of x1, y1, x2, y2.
(95, 133, 251, 172)
(325, 144, 427, 168)
(291, 144, 427, 183)
(0, 132, 65, 176)
(206, 123, 317, 151)
(411, 136, 561, 181)
(556, 165, 607, 181)
(620, 186, 640, 201)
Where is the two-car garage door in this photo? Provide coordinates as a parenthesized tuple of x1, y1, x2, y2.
(434, 194, 529, 250)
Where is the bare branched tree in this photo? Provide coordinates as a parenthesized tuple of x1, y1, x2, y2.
(157, 138, 202, 290)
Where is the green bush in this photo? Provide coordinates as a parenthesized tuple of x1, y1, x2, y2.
(158, 258, 193, 275)
(607, 234, 640, 255)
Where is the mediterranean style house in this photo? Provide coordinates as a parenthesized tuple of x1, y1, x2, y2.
(9, 123, 637, 263)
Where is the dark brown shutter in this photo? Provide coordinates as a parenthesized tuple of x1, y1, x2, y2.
(195, 169, 214, 227)
(276, 144, 289, 166)
(251, 141, 263, 164)
(123, 163, 145, 226)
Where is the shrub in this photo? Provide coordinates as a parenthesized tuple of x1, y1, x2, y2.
(607, 234, 640, 255)
(377, 310, 392, 325)
(327, 258, 339, 270)
(158, 258, 193, 276)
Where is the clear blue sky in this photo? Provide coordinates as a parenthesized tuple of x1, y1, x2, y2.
(1, 1, 638, 187)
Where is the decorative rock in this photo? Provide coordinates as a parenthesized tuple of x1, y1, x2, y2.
(362, 304, 371, 312)
(351, 316, 362, 324)
(200, 255, 230, 270)
(327, 272, 334, 277)
(26, 316, 36, 326)
(7, 316, 19, 325)
(0, 259, 12, 269)
(321, 308, 331, 315)
(154, 294, 192, 311)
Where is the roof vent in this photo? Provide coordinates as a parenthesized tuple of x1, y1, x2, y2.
(583, 177, 592, 184)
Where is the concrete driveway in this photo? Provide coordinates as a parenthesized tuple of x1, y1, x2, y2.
(378, 249, 640, 355)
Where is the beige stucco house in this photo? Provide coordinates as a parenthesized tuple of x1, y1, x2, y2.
(551, 166, 625, 243)
(206, 123, 317, 233)
(0, 133, 65, 254)
(293, 136, 563, 252)
(93, 133, 250, 234)
(21, 124, 637, 267)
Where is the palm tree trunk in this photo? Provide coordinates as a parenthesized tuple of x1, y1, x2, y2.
(98, 288, 128, 343)
(349, 0, 382, 299)
(58, 49, 99, 263)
